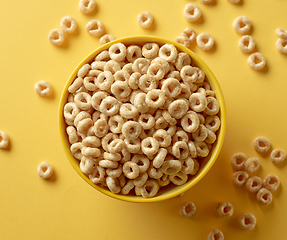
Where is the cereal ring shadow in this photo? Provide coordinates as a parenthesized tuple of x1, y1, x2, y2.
(257, 196, 275, 211)
(46, 170, 57, 182)
(205, 41, 217, 53)
(68, 25, 80, 38)
(203, 0, 218, 6)
(143, 20, 156, 31)
(232, 0, 244, 6)
(191, 15, 205, 24)
(273, 158, 287, 168)
(272, 183, 282, 198)
(57, 38, 69, 49)
(1, 140, 11, 151)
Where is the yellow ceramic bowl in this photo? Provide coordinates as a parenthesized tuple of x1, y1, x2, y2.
(59, 36, 226, 203)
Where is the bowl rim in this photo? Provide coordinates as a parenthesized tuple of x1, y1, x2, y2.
(59, 35, 226, 203)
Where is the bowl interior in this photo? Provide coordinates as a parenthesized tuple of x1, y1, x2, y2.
(59, 35, 226, 203)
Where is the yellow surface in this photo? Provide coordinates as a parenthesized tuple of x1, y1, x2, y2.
(0, 0, 287, 239)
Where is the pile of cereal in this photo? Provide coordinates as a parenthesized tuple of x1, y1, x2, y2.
(63, 41, 221, 198)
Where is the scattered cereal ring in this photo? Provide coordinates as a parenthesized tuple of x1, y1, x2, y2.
(230, 152, 247, 170)
(196, 33, 215, 51)
(100, 34, 115, 45)
(233, 16, 251, 34)
(199, 0, 214, 4)
(228, 0, 240, 3)
(276, 38, 287, 54)
(37, 161, 54, 179)
(244, 157, 260, 173)
(0, 131, 9, 149)
(247, 52, 266, 71)
(60, 16, 77, 34)
(245, 176, 262, 193)
(180, 202, 196, 218)
(238, 35, 255, 53)
(275, 28, 287, 39)
(86, 20, 105, 37)
(183, 3, 202, 23)
(78, 0, 96, 14)
(214, 202, 233, 218)
(263, 174, 280, 191)
(253, 136, 270, 153)
(256, 188, 273, 205)
(232, 171, 249, 187)
(270, 149, 286, 164)
(238, 213, 256, 230)
(137, 11, 154, 29)
(34, 80, 53, 97)
(48, 28, 65, 46)
(207, 229, 224, 240)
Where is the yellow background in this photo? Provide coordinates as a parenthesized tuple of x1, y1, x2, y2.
(0, 0, 287, 239)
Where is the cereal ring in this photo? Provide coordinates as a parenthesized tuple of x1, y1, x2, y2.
(91, 61, 105, 71)
(141, 137, 159, 156)
(194, 67, 205, 84)
(276, 38, 287, 54)
(153, 129, 172, 148)
(91, 91, 108, 111)
(95, 50, 110, 61)
(34, 80, 53, 97)
(70, 142, 83, 160)
(146, 89, 166, 108)
(106, 177, 121, 193)
(82, 136, 101, 148)
(119, 103, 138, 119)
(182, 28, 197, 44)
(99, 96, 120, 116)
(142, 43, 159, 59)
(230, 152, 247, 170)
(137, 11, 154, 29)
(205, 129, 216, 144)
(180, 66, 198, 85)
(148, 166, 163, 179)
(77, 118, 93, 135)
(68, 77, 83, 93)
(189, 93, 207, 112)
(214, 202, 233, 218)
(253, 136, 270, 153)
(106, 165, 123, 178)
(233, 16, 251, 34)
(128, 72, 141, 90)
(161, 78, 181, 98)
(83, 77, 97, 91)
(37, 161, 54, 179)
(256, 188, 273, 205)
(66, 126, 79, 144)
(162, 110, 177, 126)
(244, 157, 260, 173)
(99, 34, 115, 45)
(121, 179, 135, 194)
(151, 57, 170, 74)
(168, 99, 188, 119)
(60, 16, 77, 34)
(205, 115, 221, 132)
(108, 139, 124, 153)
(104, 60, 121, 74)
(153, 148, 168, 168)
(96, 71, 114, 91)
(238, 35, 255, 53)
(79, 156, 95, 174)
(245, 176, 262, 193)
(181, 111, 200, 133)
(138, 113, 155, 130)
(133, 172, 149, 187)
(89, 166, 105, 184)
(180, 202, 196, 218)
(123, 161, 140, 179)
(270, 149, 286, 164)
(109, 43, 127, 62)
(93, 119, 109, 138)
(263, 174, 280, 191)
(169, 172, 188, 185)
(183, 3, 202, 22)
(86, 20, 105, 37)
(48, 28, 65, 46)
(172, 141, 189, 159)
(74, 111, 91, 127)
(194, 141, 209, 157)
(133, 58, 150, 75)
(188, 141, 197, 158)
(157, 174, 170, 187)
(126, 45, 142, 63)
(238, 213, 256, 230)
(133, 92, 150, 113)
(124, 138, 141, 154)
(78, 0, 96, 14)
(64, 103, 80, 122)
(196, 33, 215, 51)
(121, 119, 141, 139)
(140, 179, 160, 198)
(181, 157, 199, 175)
(74, 92, 92, 110)
(204, 97, 220, 115)
(159, 44, 178, 62)
(207, 229, 224, 240)
(232, 171, 249, 187)
(147, 63, 165, 81)
(161, 160, 182, 175)
(131, 155, 150, 173)
(173, 130, 189, 143)
(174, 52, 192, 71)
(111, 81, 131, 99)
(275, 28, 287, 39)
(175, 35, 191, 48)
(247, 52, 266, 71)
(154, 117, 169, 130)
(99, 159, 118, 169)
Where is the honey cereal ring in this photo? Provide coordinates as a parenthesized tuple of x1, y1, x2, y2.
(126, 45, 142, 63)
(270, 149, 286, 164)
(245, 176, 262, 193)
(66, 126, 79, 144)
(154, 117, 169, 130)
(214, 202, 234, 218)
(60, 16, 77, 34)
(64, 102, 81, 122)
(147, 63, 165, 81)
(96, 71, 114, 91)
(182, 157, 199, 175)
(161, 78, 182, 98)
(159, 44, 178, 62)
(86, 20, 105, 37)
(180, 202, 196, 218)
(77, 118, 93, 135)
(122, 63, 133, 75)
(103, 152, 121, 162)
(207, 229, 224, 240)
(121, 180, 135, 195)
(99, 159, 118, 169)
(172, 141, 189, 159)
(37, 161, 54, 179)
(124, 138, 141, 153)
(34, 80, 53, 97)
(148, 166, 163, 179)
(78, 64, 91, 79)
(137, 11, 154, 29)
(91, 91, 109, 111)
(166, 71, 181, 82)
(196, 33, 215, 51)
(133, 92, 150, 113)
(99, 34, 115, 45)
(174, 52, 192, 71)
(131, 155, 150, 173)
(119, 103, 138, 119)
(79, 156, 95, 174)
(106, 165, 123, 178)
(232, 171, 249, 187)
(247, 52, 266, 71)
(189, 93, 207, 112)
(48, 28, 65, 46)
(151, 57, 170, 75)
(173, 129, 189, 143)
(101, 133, 118, 152)
(99, 96, 120, 116)
(74, 92, 92, 110)
(175, 35, 191, 48)
(132, 58, 150, 75)
(238, 35, 255, 53)
(108, 139, 124, 153)
(152, 148, 167, 169)
(104, 60, 121, 74)
(122, 121, 142, 140)
(140, 179, 160, 198)
(89, 166, 105, 184)
(276, 39, 287, 55)
(194, 141, 209, 157)
(169, 172, 188, 185)
(256, 188, 273, 205)
(161, 160, 182, 175)
(233, 16, 251, 34)
(141, 137, 160, 156)
(123, 161, 140, 179)
(205, 115, 221, 132)
(133, 172, 148, 187)
(168, 99, 189, 119)
(82, 136, 101, 148)
(138, 113, 155, 130)
(204, 97, 220, 115)
(93, 119, 109, 138)
(74, 111, 91, 127)
(194, 67, 205, 84)
(83, 77, 97, 91)
(111, 81, 131, 99)
(275, 28, 287, 39)
(153, 129, 172, 148)
(181, 111, 200, 133)
(183, 3, 202, 22)
(182, 28, 197, 44)
(244, 157, 260, 173)
(228, 0, 240, 3)
(109, 43, 127, 62)
(263, 174, 280, 192)
(145, 89, 166, 108)
(238, 213, 256, 230)
(180, 66, 198, 85)
(142, 43, 159, 59)
(205, 129, 216, 144)
(230, 152, 247, 170)
(78, 0, 96, 14)
(157, 173, 170, 187)
(188, 141, 197, 158)
(162, 110, 177, 126)
(106, 177, 121, 193)
(253, 136, 270, 153)
(128, 72, 141, 90)
(70, 142, 83, 160)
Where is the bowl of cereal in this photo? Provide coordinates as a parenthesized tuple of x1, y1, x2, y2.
(59, 35, 226, 202)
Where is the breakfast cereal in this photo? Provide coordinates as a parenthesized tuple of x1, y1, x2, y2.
(183, 3, 202, 23)
(0, 131, 9, 149)
(180, 202, 196, 218)
(270, 149, 286, 163)
(232, 171, 249, 187)
(276, 38, 287, 54)
(214, 202, 233, 218)
(208, 229, 224, 240)
(60, 16, 77, 34)
(244, 157, 260, 173)
(238, 213, 256, 230)
(238, 35, 255, 53)
(253, 136, 270, 153)
(196, 33, 215, 51)
(233, 16, 251, 34)
(78, 0, 96, 14)
(137, 11, 154, 29)
(275, 28, 287, 39)
(34, 80, 53, 97)
(37, 161, 54, 179)
(256, 188, 273, 205)
(48, 28, 65, 46)
(86, 20, 105, 37)
(262, 174, 280, 191)
(245, 176, 262, 193)
(100, 34, 115, 45)
(247, 52, 266, 71)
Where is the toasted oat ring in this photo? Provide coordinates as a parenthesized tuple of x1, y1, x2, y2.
(123, 138, 140, 154)
(180, 157, 198, 175)
(68, 77, 83, 93)
(205, 115, 221, 132)
(60, 16, 77, 34)
(122, 121, 142, 140)
(154, 117, 169, 130)
(214, 202, 234, 218)
(270, 149, 286, 164)
(238, 213, 256, 230)
(162, 110, 177, 126)
(173, 130, 189, 143)
(109, 43, 127, 62)
(175, 52, 192, 71)
(141, 137, 160, 156)
(99, 159, 118, 169)
(196, 33, 215, 51)
(175, 35, 191, 48)
(106, 166, 123, 178)
(275, 28, 287, 39)
(276, 38, 287, 54)
(168, 99, 189, 119)
(89, 166, 105, 184)
(79, 0, 96, 14)
(145, 89, 166, 108)
(82, 136, 101, 148)
(263, 174, 280, 191)
(147, 63, 165, 81)
(91, 91, 109, 111)
(161, 160, 182, 175)
(238, 35, 255, 53)
(133, 58, 150, 75)
(93, 119, 109, 138)
(111, 81, 131, 99)
(106, 177, 121, 193)
(183, 3, 202, 22)
(138, 113, 155, 130)
(153, 129, 172, 148)
(256, 188, 273, 205)
(83, 77, 97, 91)
(34, 80, 53, 97)
(140, 179, 160, 198)
(253, 136, 270, 153)
(66, 126, 78, 144)
(79, 156, 95, 174)
(137, 11, 154, 29)
(103, 152, 121, 161)
(126, 45, 142, 63)
(232, 170, 249, 187)
(37, 161, 54, 179)
(70, 142, 83, 160)
(86, 20, 105, 37)
(138, 74, 158, 93)
(230, 152, 247, 170)
(128, 72, 141, 90)
(244, 157, 260, 173)
(108, 139, 124, 153)
(187, 141, 197, 158)
(133, 172, 149, 187)
(161, 78, 181, 98)
(99, 96, 120, 116)
(133, 92, 150, 113)
(181, 111, 200, 133)
(233, 16, 251, 34)
(121, 180, 135, 195)
(123, 161, 140, 179)
(204, 97, 220, 115)
(205, 129, 216, 144)
(131, 155, 150, 173)
(147, 166, 163, 179)
(74, 92, 92, 110)
(77, 118, 93, 135)
(64, 103, 80, 122)
(180, 66, 198, 85)
(108, 115, 124, 134)
(142, 43, 159, 59)
(119, 103, 138, 119)
(180, 202, 196, 218)
(172, 141, 189, 159)
(48, 28, 65, 46)
(169, 172, 188, 185)
(207, 229, 224, 240)
(96, 71, 114, 91)
(194, 141, 209, 157)
(74, 111, 91, 128)
(245, 176, 262, 193)
(159, 44, 178, 62)
(189, 93, 207, 112)
(153, 148, 168, 168)
(104, 60, 121, 74)
(99, 34, 115, 45)
(247, 52, 266, 71)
